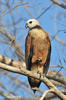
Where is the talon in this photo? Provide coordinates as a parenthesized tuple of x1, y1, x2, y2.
(41, 74, 45, 78)
(37, 70, 39, 74)
(19, 66, 21, 69)
(37, 71, 42, 78)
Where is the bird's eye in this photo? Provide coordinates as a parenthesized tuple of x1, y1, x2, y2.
(29, 21, 32, 24)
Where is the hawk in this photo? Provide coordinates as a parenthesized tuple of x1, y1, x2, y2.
(25, 19, 51, 93)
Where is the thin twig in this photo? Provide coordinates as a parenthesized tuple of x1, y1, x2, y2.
(51, 0, 66, 9)
(40, 89, 54, 100)
(0, 27, 25, 61)
(36, 4, 53, 19)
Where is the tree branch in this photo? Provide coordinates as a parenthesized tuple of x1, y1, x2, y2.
(0, 27, 25, 61)
(40, 89, 54, 100)
(0, 55, 26, 69)
(0, 62, 66, 100)
(51, 0, 66, 9)
(0, 55, 65, 87)
(47, 72, 66, 86)
(49, 33, 66, 45)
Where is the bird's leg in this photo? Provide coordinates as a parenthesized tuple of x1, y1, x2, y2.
(36, 57, 46, 79)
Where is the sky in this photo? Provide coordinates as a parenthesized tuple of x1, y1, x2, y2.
(0, 0, 66, 99)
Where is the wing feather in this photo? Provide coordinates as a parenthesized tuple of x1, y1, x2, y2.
(25, 29, 51, 75)
(25, 34, 32, 69)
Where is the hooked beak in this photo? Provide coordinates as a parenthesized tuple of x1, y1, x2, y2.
(25, 23, 28, 28)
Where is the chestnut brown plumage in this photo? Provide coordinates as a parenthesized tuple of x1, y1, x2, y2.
(25, 19, 51, 93)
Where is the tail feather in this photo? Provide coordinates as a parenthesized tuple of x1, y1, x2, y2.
(28, 77, 41, 93)
(28, 63, 44, 92)
(33, 90, 36, 94)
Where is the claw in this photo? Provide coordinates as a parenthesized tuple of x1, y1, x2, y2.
(37, 71, 42, 78)
(37, 71, 45, 79)
(41, 74, 45, 78)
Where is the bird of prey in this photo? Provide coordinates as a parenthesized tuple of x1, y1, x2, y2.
(25, 19, 51, 93)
